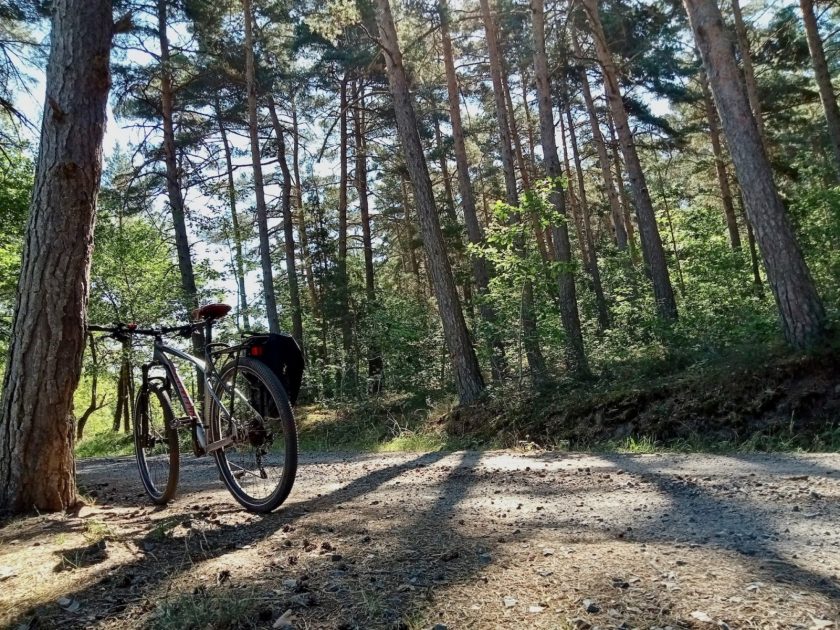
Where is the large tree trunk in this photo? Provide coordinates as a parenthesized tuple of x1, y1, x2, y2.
(352, 80, 383, 392)
(158, 0, 198, 315)
(529, 0, 590, 376)
(0, 0, 112, 513)
(685, 0, 826, 348)
(573, 35, 627, 251)
(583, 0, 678, 321)
(799, 0, 840, 180)
(243, 0, 279, 333)
(267, 94, 304, 347)
(699, 71, 742, 249)
(215, 98, 250, 330)
(479, 0, 547, 381)
(731, 0, 767, 149)
(376, 0, 485, 404)
(439, 0, 506, 381)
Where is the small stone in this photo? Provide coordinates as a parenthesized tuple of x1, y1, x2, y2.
(690, 611, 714, 623)
(528, 605, 545, 613)
(570, 618, 592, 630)
(583, 599, 600, 614)
(282, 578, 298, 590)
(503, 596, 517, 608)
(273, 609, 294, 629)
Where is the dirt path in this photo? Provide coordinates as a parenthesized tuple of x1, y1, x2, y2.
(1, 450, 839, 629)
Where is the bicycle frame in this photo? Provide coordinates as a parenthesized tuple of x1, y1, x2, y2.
(145, 331, 239, 456)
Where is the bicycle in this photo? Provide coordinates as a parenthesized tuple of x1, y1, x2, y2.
(87, 303, 300, 513)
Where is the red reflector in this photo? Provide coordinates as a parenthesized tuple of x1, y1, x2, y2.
(250, 345, 264, 357)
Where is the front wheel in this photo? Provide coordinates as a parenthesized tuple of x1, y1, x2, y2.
(209, 357, 298, 513)
(134, 386, 180, 505)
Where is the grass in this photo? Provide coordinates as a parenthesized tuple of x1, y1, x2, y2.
(75, 429, 133, 458)
(295, 396, 492, 454)
(148, 586, 270, 629)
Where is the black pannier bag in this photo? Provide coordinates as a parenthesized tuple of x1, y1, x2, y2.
(242, 333, 305, 410)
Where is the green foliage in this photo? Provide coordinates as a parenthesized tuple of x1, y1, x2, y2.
(0, 143, 31, 311)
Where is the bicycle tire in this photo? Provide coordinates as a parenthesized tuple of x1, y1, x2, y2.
(134, 386, 180, 505)
(209, 357, 298, 513)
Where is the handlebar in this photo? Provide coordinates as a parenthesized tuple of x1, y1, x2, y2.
(86, 322, 200, 339)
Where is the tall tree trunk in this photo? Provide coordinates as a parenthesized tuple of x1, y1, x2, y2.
(564, 103, 612, 332)
(376, 0, 485, 404)
(291, 97, 319, 317)
(731, 0, 767, 148)
(112, 357, 128, 432)
(337, 75, 354, 379)
(583, 0, 678, 321)
(158, 0, 198, 315)
(685, 0, 826, 348)
(699, 71, 742, 249)
(573, 35, 627, 250)
(243, 0, 279, 333)
(352, 80, 383, 391)
(530, 0, 590, 375)
(0, 0, 112, 513)
(800, 0, 840, 180)
(479, 0, 547, 381)
(267, 94, 304, 346)
(503, 70, 532, 190)
(400, 176, 423, 295)
(439, 0, 506, 381)
(520, 69, 538, 169)
(76, 333, 106, 440)
(607, 114, 639, 263)
(215, 98, 250, 330)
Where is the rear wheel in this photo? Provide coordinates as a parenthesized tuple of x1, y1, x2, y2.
(209, 357, 298, 513)
(134, 386, 180, 504)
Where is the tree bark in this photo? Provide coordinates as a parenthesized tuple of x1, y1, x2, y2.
(337, 75, 354, 378)
(439, 0, 506, 381)
(215, 97, 250, 330)
(479, 0, 547, 381)
(583, 0, 678, 321)
(352, 80, 383, 391)
(573, 35, 627, 251)
(376, 0, 485, 404)
(243, 0, 279, 333)
(158, 0, 198, 314)
(564, 103, 612, 332)
(267, 94, 304, 347)
(731, 0, 767, 149)
(291, 97, 320, 317)
(606, 114, 639, 263)
(530, 0, 590, 375)
(685, 0, 826, 348)
(799, 0, 840, 180)
(699, 71, 742, 249)
(0, 0, 112, 513)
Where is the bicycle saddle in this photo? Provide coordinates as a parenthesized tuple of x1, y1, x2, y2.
(192, 303, 232, 321)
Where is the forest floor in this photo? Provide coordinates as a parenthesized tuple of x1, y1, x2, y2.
(1, 451, 839, 629)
